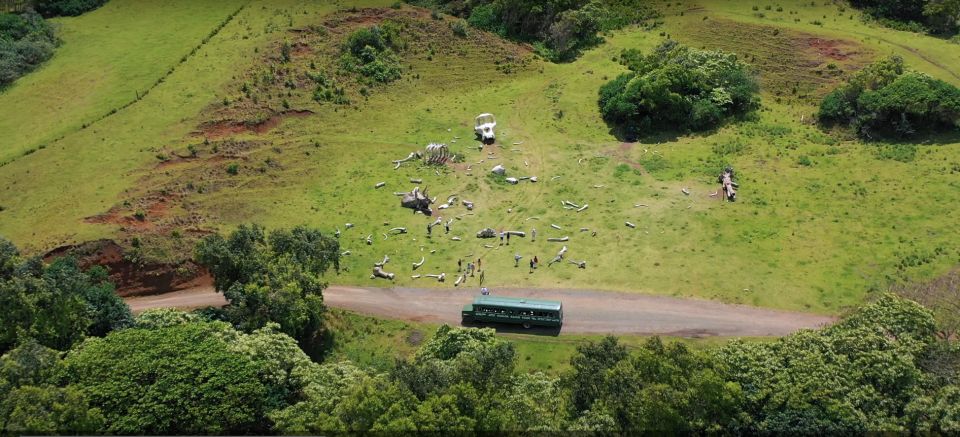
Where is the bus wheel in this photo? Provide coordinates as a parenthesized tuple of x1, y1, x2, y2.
(522, 322, 531, 329)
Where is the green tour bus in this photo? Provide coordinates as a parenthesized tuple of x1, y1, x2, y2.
(462, 295, 563, 329)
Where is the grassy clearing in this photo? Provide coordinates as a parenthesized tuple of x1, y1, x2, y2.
(324, 308, 751, 375)
(0, 0, 248, 164)
(1, 1, 958, 315)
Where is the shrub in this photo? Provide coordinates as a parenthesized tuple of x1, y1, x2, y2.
(598, 41, 759, 136)
(818, 56, 960, 138)
(340, 26, 403, 84)
(0, 10, 57, 87)
(33, 0, 108, 17)
(450, 19, 469, 37)
(226, 163, 239, 175)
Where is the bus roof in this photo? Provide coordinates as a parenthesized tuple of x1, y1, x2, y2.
(473, 295, 562, 311)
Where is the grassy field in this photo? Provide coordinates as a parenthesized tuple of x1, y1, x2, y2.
(0, 0, 248, 164)
(325, 308, 749, 375)
(1, 0, 958, 315)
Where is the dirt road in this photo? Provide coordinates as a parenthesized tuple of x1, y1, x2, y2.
(125, 285, 834, 337)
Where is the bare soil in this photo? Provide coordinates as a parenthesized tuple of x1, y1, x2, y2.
(44, 239, 207, 297)
(125, 282, 835, 337)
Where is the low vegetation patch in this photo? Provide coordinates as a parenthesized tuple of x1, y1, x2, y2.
(411, 0, 660, 61)
(598, 40, 759, 138)
(818, 55, 960, 139)
(850, 0, 959, 36)
(339, 23, 404, 85)
(34, 0, 109, 18)
(0, 9, 57, 86)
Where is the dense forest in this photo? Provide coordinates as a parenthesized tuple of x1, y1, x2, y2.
(2, 229, 959, 433)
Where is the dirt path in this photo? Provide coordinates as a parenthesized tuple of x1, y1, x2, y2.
(125, 285, 834, 337)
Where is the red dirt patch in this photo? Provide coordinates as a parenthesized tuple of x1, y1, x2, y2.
(44, 240, 208, 297)
(196, 109, 313, 140)
(615, 142, 645, 170)
(84, 193, 175, 232)
(806, 38, 859, 61)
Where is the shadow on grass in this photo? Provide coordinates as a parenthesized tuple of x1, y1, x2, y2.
(460, 320, 562, 337)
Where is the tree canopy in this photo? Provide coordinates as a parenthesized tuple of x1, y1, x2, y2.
(0, 237, 132, 354)
(598, 40, 760, 138)
(818, 56, 960, 138)
(0, 10, 57, 87)
(195, 225, 339, 357)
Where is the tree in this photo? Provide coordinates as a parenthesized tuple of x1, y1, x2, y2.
(0, 340, 61, 399)
(0, 244, 132, 354)
(33, 0, 109, 18)
(1, 385, 104, 434)
(62, 322, 270, 435)
(395, 325, 516, 399)
(597, 41, 759, 136)
(565, 335, 628, 412)
(714, 294, 937, 433)
(195, 225, 339, 357)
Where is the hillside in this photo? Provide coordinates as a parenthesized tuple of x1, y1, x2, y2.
(1, 0, 959, 314)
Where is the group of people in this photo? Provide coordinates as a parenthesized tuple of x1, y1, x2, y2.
(458, 258, 485, 286)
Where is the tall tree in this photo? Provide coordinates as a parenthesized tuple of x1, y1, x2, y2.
(195, 225, 339, 357)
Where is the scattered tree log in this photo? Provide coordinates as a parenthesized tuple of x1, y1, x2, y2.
(569, 259, 587, 269)
(625, 222, 636, 228)
(547, 236, 569, 242)
(491, 164, 506, 176)
(374, 255, 390, 267)
(550, 224, 562, 230)
(576, 204, 589, 212)
(412, 256, 425, 270)
(375, 182, 386, 188)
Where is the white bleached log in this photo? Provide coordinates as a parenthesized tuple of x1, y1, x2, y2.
(412, 256, 425, 270)
(375, 182, 386, 188)
(576, 204, 589, 212)
(625, 222, 636, 228)
(366, 235, 373, 245)
(547, 236, 569, 242)
(569, 259, 587, 269)
(374, 255, 390, 267)
(550, 224, 561, 230)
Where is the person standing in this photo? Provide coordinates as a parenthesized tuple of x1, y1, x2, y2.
(479, 270, 485, 287)
(529, 258, 535, 273)
(469, 262, 475, 277)
(499, 231, 504, 246)
(531, 228, 537, 242)
(514, 253, 521, 267)
(533, 256, 539, 269)
(506, 233, 511, 245)
(458, 258, 462, 272)
(477, 258, 482, 271)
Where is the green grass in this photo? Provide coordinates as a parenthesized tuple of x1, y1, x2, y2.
(1, 0, 958, 316)
(0, 0, 248, 165)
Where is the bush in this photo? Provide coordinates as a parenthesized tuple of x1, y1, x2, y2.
(0, 10, 57, 87)
(597, 41, 759, 136)
(450, 19, 469, 37)
(340, 25, 403, 84)
(33, 0, 108, 17)
(818, 56, 960, 138)
(430, 0, 660, 62)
